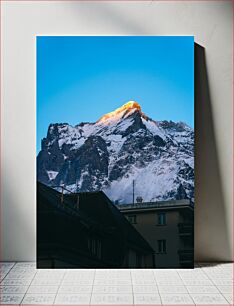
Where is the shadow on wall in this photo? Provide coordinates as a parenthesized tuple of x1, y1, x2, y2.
(2, 175, 36, 261)
(195, 44, 231, 261)
(67, 2, 155, 35)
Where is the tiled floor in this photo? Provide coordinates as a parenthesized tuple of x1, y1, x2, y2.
(0, 262, 233, 305)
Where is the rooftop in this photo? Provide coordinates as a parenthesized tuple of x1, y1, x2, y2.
(116, 199, 194, 211)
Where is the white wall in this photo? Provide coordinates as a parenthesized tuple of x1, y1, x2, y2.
(1, 1, 233, 261)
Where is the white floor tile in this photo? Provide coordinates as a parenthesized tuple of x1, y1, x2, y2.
(131, 274, 155, 279)
(58, 285, 92, 294)
(0, 262, 16, 269)
(186, 285, 219, 293)
(92, 285, 132, 293)
(27, 285, 59, 294)
(91, 294, 133, 305)
(132, 279, 156, 285)
(21, 293, 56, 304)
(133, 293, 161, 305)
(158, 285, 187, 294)
(156, 279, 184, 285)
(132, 273, 154, 278)
(212, 279, 233, 286)
(217, 285, 233, 293)
(190, 293, 229, 305)
(55, 294, 90, 305)
(181, 279, 213, 285)
(97, 270, 130, 274)
(14, 262, 36, 268)
(223, 293, 233, 304)
(62, 278, 93, 285)
(67, 269, 95, 274)
(179, 274, 209, 280)
(4, 273, 35, 280)
(0, 294, 24, 305)
(154, 274, 180, 279)
(133, 285, 158, 293)
(95, 274, 130, 278)
(35, 274, 64, 280)
(154, 272, 178, 278)
(10, 267, 36, 273)
(63, 274, 94, 281)
(1, 278, 32, 286)
(0, 272, 11, 280)
(160, 294, 194, 305)
(36, 269, 64, 275)
(93, 279, 132, 285)
(31, 278, 62, 286)
(0, 267, 12, 274)
(0, 285, 28, 293)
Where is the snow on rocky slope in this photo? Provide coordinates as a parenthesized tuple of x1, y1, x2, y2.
(37, 101, 194, 204)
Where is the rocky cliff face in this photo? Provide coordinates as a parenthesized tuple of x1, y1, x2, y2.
(37, 101, 194, 204)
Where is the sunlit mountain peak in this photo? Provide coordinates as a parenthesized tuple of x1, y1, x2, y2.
(97, 101, 142, 125)
(122, 101, 141, 111)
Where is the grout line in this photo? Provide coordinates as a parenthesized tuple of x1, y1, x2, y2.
(0, 262, 17, 305)
(89, 268, 96, 306)
(152, 268, 162, 305)
(130, 269, 134, 306)
(200, 264, 233, 305)
(0, 262, 17, 283)
(176, 266, 195, 305)
(53, 269, 67, 305)
(203, 271, 231, 304)
(19, 262, 38, 305)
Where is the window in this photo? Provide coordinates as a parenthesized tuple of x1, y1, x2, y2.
(126, 215, 137, 224)
(158, 239, 167, 254)
(88, 238, 102, 259)
(157, 212, 166, 225)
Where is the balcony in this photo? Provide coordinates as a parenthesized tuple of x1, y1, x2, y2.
(178, 249, 194, 267)
(178, 223, 193, 236)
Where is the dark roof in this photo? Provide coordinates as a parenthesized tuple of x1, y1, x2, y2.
(65, 191, 154, 253)
(37, 182, 153, 253)
(37, 182, 111, 232)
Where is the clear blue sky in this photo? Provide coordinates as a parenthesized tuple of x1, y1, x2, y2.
(37, 36, 194, 152)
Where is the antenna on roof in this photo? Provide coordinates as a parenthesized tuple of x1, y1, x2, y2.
(133, 180, 135, 204)
(76, 195, 80, 210)
(76, 179, 80, 210)
(61, 181, 64, 204)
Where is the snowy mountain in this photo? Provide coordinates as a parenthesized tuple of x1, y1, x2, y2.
(37, 101, 194, 204)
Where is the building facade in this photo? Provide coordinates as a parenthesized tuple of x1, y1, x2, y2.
(116, 200, 194, 268)
(37, 182, 154, 268)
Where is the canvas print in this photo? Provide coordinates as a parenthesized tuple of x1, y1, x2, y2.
(37, 36, 194, 268)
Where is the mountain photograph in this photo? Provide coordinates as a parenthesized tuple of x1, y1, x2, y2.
(37, 36, 194, 268)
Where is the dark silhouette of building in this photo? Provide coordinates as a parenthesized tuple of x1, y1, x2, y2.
(37, 182, 154, 268)
(116, 200, 194, 268)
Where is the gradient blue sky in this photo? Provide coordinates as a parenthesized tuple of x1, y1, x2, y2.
(37, 36, 194, 152)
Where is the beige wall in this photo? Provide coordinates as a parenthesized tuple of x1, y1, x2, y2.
(126, 210, 183, 267)
(1, 1, 233, 261)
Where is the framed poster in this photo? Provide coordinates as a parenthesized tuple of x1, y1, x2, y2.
(37, 36, 194, 268)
